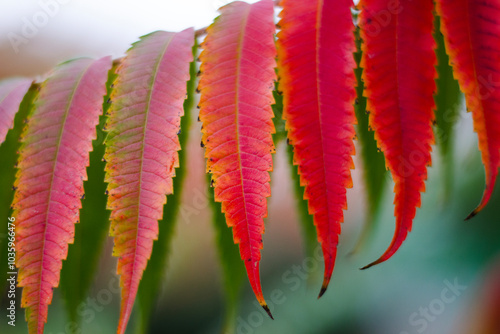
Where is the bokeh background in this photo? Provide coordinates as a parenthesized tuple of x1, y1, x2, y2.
(1, 1, 500, 334)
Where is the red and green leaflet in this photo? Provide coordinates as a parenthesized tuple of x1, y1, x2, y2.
(436, 0, 500, 219)
(198, 0, 276, 317)
(103, 29, 194, 333)
(0, 78, 32, 144)
(13, 57, 111, 334)
(277, 0, 356, 295)
(359, 0, 436, 268)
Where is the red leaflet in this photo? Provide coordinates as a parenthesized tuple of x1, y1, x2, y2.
(436, 0, 500, 219)
(198, 0, 276, 317)
(277, 0, 356, 296)
(13, 57, 111, 334)
(103, 29, 194, 334)
(0, 78, 32, 144)
(359, 0, 436, 268)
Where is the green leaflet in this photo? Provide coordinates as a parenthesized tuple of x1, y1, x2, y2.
(0, 84, 37, 293)
(272, 83, 287, 143)
(433, 15, 462, 202)
(135, 40, 198, 334)
(351, 26, 388, 254)
(59, 60, 119, 325)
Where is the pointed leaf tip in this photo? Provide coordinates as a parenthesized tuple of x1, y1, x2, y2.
(261, 303, 274, 320)
(465, 209, 479, 221)
(318, 284, 328, 299)
(360, 224, 409, 270)
(360, 260, 380, 270)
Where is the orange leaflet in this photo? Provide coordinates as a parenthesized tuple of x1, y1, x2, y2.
(13, 57, 111, 334)
(436, 0, 500, 219)
(359, 0, 436, 268)
(198, 0, 276, 318)
(277, 0, 357, 296)
(103, 29, 194, 334)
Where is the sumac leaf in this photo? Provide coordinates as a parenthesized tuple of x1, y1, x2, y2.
(103, 29, 194, 334)
(13, 57, 111, 334)
(59, 60, 119, 325)
(277, 0, 357, 296)
(359, 0, 436, 269)
(436, 0, 500, 219)
(136, 40, 198, 333)
(198, 0, 276, 317)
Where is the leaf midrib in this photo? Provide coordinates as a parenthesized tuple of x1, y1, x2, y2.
(234, 6, 254, 266)
(38, 60, 92, 329)
(123, 33, 175, 320)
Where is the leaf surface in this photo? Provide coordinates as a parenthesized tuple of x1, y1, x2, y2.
(136, 40, 198, 333)
(436, 0, 500, 219)
(277, 0, 357, 295)
(198, 0, 277, 316)
(59, 60, 118, 325)
(0, 78, 32, 144)
(103, 29, 194, 334)
(13, 57, 111, 334)
(359, 0, 436, 268)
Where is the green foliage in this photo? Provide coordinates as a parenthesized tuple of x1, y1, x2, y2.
(433, 15, 462, 202)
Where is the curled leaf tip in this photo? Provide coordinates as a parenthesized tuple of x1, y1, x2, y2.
(465, 209, 479, 221)
(361, 237, 404, 270)
(360, 260, 379, 270)
(466, 186, 493, 220)
(318, 285, 328, 299)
